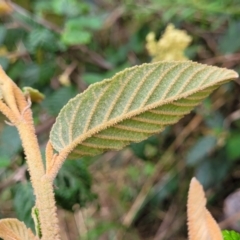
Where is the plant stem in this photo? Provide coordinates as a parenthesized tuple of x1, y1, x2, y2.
(0, 66, 61, 239)
(17, 120, 61, 240)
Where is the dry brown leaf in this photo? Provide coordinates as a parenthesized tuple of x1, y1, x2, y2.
(187, 177, 223, 240)
(0, 218, 39, 240)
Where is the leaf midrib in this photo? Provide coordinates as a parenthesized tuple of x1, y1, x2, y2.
(59, 75, 230, 154)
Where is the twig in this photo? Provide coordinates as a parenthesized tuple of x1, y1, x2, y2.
(35, 117, 55, 135)
(201, 53, 240, 65)
(219, 211, 240, 229)
(153, 202, 178, 240)
(103, 7, 124, 29)
(73, 205, 88, 238)
(0, 166, 27, 192)
(121, 114, 202, 227)
(71, 45, 113, 70)
(224, 109, 240, 128)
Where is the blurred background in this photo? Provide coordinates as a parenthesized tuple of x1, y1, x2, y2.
(0, 0, 240, 239)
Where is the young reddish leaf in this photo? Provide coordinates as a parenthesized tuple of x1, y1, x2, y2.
(0, 218, 39, 240)
(187, 177, 223, 240)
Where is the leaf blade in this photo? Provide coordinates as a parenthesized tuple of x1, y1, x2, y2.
(50, 61, 238, 159)
(187, 177, 223, 240)
(0, 218, 39, 240)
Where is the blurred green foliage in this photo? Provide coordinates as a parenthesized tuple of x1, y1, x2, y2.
(222, 230, 240, 240)
(0, 0, 240, 239)
(55, 161, 96, 211)
(61, 16, 103, 45)
(13, 182, 35, 229)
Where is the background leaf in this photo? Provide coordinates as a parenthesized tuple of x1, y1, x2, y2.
(55, 161, 96, 211)
(186, 135, 217, 166)
(222, 230, 240, 240)
(13, 182, 35, 230)
(219, 21, 240, 54)
(0, 126, 21, 159)
(42, 87, 78, 116)
(61, 16, 103, 45)
(226, 133, 240, 161)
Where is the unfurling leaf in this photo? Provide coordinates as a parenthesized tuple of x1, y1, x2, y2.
(0, 218, 39, 240)
(23, 87, 45, 103)
(31, 207, 42, 238)
(187, 177, 223, 240)
(50, 61, 238, 160)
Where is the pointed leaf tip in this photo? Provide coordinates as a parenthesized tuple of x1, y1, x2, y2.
(187, 177, 223, 240)
(50, 61, 238, 160)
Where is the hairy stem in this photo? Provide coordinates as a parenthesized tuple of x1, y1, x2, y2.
(16, 119, 61, 240)
(0, 66, 61, 239)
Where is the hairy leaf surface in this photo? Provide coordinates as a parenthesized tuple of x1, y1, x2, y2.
(0, 218, 38, 240)
(187, 177, 223, 240)
(50, 61, 238, 159)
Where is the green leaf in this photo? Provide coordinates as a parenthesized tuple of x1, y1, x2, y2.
(0, 57, 9, 70)
(50, 61, 238, 159)
(0, 126, 21, 159)
(55, 161, 96, 210)
(64, 16, 103, 30)
(219, 21, 240, 54)
(0, 26, 6, 44)
(23, 87, 45, 103)
(34, 0, 90, 17)
(13, 182, 35, 230)
(226, 133, 240, 161)
(27, 28, 59, 53)
(186, 135, 217, 166)
(195, 155, 231, 188)
(31, 207, 42, 238)
(0, 157, 11, 168)
(61, 16, 103, 46)
(222, 230, 240, 240)
(42, 87, 77, 116)
(61, 30, 91, 45)
(83, 73, 103, 85)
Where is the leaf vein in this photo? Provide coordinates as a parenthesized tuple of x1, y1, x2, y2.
(122, 64, 161, 114)
(132, 116, 179, 125)
(71, 149, 94, 156)
(186, 95, 209, 100)
(149, 109, 191, 116)
(58, 122, 67, 148)
(176, 66, 207, 95)
(114, 124, 162, 134)
(68, 96, 83, 143)
(159, 64, 193, 100)
(142, 63, 187, 107)
(171, 101, 199, 107)
(83, 84, 110, 133)
(81, 142, 121, 150)
(103, 69, 137, 121)
(96, 133, 140, 142)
